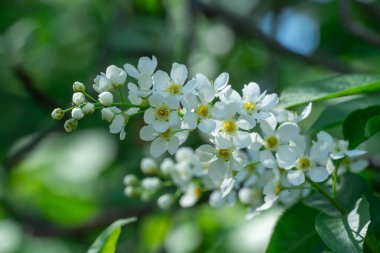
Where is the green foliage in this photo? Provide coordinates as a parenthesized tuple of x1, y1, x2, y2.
(343, 106, 380, 148)
(315, 197, 371, 253)
(309, 96, 380, 133)
(279, 75, 380, 108)
(87, 217, 137, 253)
(266, 203, 323, 253)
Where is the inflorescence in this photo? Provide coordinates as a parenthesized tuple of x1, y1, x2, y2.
(52, 56, 367, 218)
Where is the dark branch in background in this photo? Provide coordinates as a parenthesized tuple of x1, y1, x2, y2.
(191, 0, 354, 74)
(12, 65, 59, 110)
(339, 0, 380, 48)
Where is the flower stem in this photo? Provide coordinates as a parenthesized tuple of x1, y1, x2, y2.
(332, 159, 341, 198)
(118, 88, 125, 105)
(305, 177, 346, 214)
(84, 91, 98, 103)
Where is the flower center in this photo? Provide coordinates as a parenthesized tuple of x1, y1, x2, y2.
(159, 129, 172, 140)
(166, 83, 181, 96)
(296, 156, 311, 170)
(246, 163, 256, 173)
(197, 104, 209, 118)
(194, 185, 202, 198)
(223, 121, 237, 135)
(155, 105, 170, 121)
(264, 135, 279, 150)
(275, 184, 282, 194)
(244, 101, 256, 112)
(216, 148, 232, 160)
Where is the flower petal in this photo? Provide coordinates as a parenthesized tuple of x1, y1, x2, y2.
(309, 166, 329, 182)
(214, 72, 229, 91)
(152, 120, 169, 133)
(182, 112, 197, 130)
(124, 64, 139, 78)
(170, 63, 188, 85)
(198, 119, 216, 133)
(209, 159, 227, 182)
(287, 170, 305, 186)
(259, 150, 277, 168)
(278, 122, 300, 141)
(140, 125, 156, 141)
(168, 136, 180, 154)
(150, 137, 168, 157)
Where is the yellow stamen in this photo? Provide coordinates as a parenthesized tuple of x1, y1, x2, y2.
(223, 121, 237, 135)
(155, 105, 170, 121)
(166, 83, 181, 95)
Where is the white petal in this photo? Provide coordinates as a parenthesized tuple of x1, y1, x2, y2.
(242, 82, 260, 101)
(260, 114, 277, 135)
(150, 137, 167, 157)
(143, 108, 155, 124)
(317, 131, 334, 143)
(123, 64, 139, 79)
(214, 72, 229, 91)
(166, 96, 180, 109)
(182, 80, 197, 94)
(168, 136, 180, 154)
(294, 103, 312, 122)
(169, 112, 181, 126)
(209, 191, 224, 208)
(182, 112, 197, 130)
(260, 150, 277, 168)
(110, 114, 124, 133)
(195, 144, 215, 162)
(198, 119, 216, 133)
(209, 159, 227, 182)
(153, 70, 169, 90)
(260, 94, 279, 110)
(181, 93, 198, 110)
(350, 160, 368, 173)
(287, 170, 305, 186)
(138, 56, 157, 75)
(120, 128, 126, 140)
(346, 149, 366, 157)
(148, 93, 163, 107)
(152, 120, 169, 133)
(140, 125, 156, 141)
(249, 133, 263, 150)
(233, 132, 252, 149)
(278, 122, 300, 141)
(237, 116, 255, 130)
(309, 166, 329, 182)
(198, 85, 215, 103)
(215, 135, 232, 149)
(276, 146, 299, 169)
(221, 176, 235, 197)
(170, 63, 188, 84)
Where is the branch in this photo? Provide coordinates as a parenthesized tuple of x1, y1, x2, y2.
(191, 0, 354, 74)
(12, 65, 59, 110)
(339, 0, 380, 48)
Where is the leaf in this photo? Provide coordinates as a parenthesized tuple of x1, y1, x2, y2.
(266, 203, 323, 253)
(278, 74, 380, 108)
(310, 96, 380, 133)
(315, 197, 371, 253)
(343, 106, 380, 148)
(87, 217, 137, 253)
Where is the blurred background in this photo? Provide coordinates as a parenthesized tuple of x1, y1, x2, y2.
(1, 0, 380, 252)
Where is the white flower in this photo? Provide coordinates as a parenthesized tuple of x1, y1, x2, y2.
(109, 111, 129, 140)
(195, 144, 248, 196)
(106, 65, 127, 88)
(93, 75, 113, 93)
(140, 125, 189, 157)
(73, 81, 85, 92)
(179, 183, 202, 207)
(141, 177, 161, 192)
(82, 103, 95, 115)
(98, 91, 113, 106)
(72, 92, 86, 106)
(195, 72, 230, 98)
(141, 158, 158, 175)
(317, 131, 366, 159)
(158, 194, 174, 210)
(153, 63, 197, 98)
(71, 107, 84, 120)
(51, 108, 64, 120)
(143, 93, 180, 133)
(124, 56, 157, 97)
(275, 103, 312, 123)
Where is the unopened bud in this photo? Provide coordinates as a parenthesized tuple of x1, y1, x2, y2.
(72, 92, 86, 106)
(141, 158, 158, 175)
(124, 186, 139, 198)
(64, 118, 78, 132)
(98, 92, 113, 106)
(82, 103, 95, 115)
(73, 81, 85, 92)
(51, 108, 64, 120)
(157, 194, 174, 210)
(101, 108, 115, 122)
(123, 174, 139, 186)
(71, 108, 84, 120)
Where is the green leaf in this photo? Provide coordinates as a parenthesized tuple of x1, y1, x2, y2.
(343, 106, 380, 148)
(87, 217, 137, 253)
(266, 203, 323, 253)
(310, 96, 380, 133)
(315, 197, 371, 253)
(278, 74, 380, 108)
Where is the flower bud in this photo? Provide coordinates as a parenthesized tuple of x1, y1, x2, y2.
(71, 108, 84, 120)
(160, 158, 175, 176)
(124, 186, 139, 198)
(82, 103, 95, 115)
(238, 188, 260, 204)
(157, 194, 174, 210)
(93, 75, 113, 93)
(101, 108, 115, 122)
(98, 92, 113, 106)
(141, 177, 161, 192)
(64, 118, 78, 132)
(51, 108, 64, 120)
(123, 174, 139, 186)
(106, 65, 127, 88)
(72, 92, 86, 106)
(141, 158, 158, 175)
(73, 81, 85, 92)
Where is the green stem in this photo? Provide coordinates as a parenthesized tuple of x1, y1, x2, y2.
(305, 177, 346, 214)
(118, 88, 125, 105)
(84, 91, 98, 103)
(332, 159, 341, 198)
(63, 106, 75, 113)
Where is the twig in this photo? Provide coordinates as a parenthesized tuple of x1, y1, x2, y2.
(339, 0, 380, 48)
(191, 0, 354, 74)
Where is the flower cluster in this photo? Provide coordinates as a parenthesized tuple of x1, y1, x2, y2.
(52, 56, 366, 217)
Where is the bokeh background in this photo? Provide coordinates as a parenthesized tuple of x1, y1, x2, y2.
(1, 0, 380, 252)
